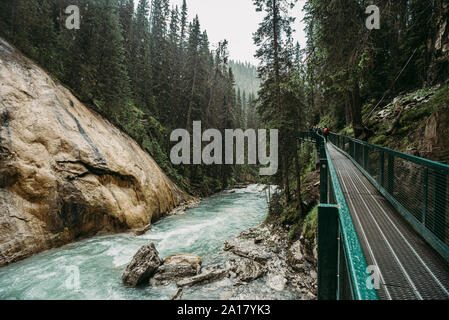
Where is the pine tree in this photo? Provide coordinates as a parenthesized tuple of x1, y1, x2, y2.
(130, 0, 153, 112)
(166, 6, 182, 128)
(179, 0, 188, 47)
(253, 0, 298, 201)
(205, 40, 228, 128)
(185, 17, 202, 132)
(118, 0, 134, 62)
(78, 0, 131, 117)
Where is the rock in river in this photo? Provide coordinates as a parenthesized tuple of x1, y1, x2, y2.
(223, 237, 273, 262)
(228, 258, 265, 283)
(150, 254, 202, 286)
(176, 265, 230, 288)
(122, 243, 163, 287)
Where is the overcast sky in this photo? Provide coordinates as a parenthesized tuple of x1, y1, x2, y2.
(170, 0, 307, 65)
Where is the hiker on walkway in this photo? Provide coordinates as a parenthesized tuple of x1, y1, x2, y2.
(323, 126, 329, 142)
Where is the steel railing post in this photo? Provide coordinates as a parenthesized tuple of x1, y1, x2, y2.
(422, 167, 428, 225)
(353, 141, 356, 160)
(320, 151, 329, 204)
(363, 145, 369, 171)
(318, 204, 339, 300)
(378, 151, 385, 186)
(433, 171, 447, 242)
(387, 154, 395, 195)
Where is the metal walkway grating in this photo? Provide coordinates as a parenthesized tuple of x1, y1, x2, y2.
(328, 143, 449, 300)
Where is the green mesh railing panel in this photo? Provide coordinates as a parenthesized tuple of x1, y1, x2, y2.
(299, 132, 379, 300)
(328, 132, 449, 263)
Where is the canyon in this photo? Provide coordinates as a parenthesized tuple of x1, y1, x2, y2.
(0, 38, 191, 266)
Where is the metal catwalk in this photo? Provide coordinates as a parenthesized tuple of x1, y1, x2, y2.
(328, 143, 449, 300)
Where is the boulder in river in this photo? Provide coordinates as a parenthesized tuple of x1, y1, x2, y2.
(150, 254, 202, 286)
(122, 243, 163, 287)
(176, 265, 230, 288)
(132, 224, 152, 236)
(223, 237, 273, 262)
(266, 274, 287, 291)
(228, 258, 265, 283)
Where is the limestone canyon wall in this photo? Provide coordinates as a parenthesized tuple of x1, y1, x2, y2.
(0, 38, 189, 266)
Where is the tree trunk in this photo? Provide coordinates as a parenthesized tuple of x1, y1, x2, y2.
(344, 90, 352, 126)
(351, 82, 363, 138)
(205, 69, 218, 129)
(294, 144, 302, 217)
(271, 0, 289, 202)
(59, 1, 63, 31)
(283, 153, 290, 202)
(186, 60, 198, 132)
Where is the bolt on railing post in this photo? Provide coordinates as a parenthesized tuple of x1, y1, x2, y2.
(318, 204, 339, 300)
(387, 154, 395, 195)
(433, 171, 447, 242)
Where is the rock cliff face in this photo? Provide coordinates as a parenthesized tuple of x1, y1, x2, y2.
(0, 38, 189, 266)
(370, 85, 449, 164)
(419, 108, 449, 162)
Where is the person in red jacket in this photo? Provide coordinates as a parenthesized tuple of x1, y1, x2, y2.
(323, 126, 329, 142)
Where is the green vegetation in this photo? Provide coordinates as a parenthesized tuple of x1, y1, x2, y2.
(266, 141, 319, 242)
(365, 84, 449, 151)
(427, 84, 449, 112)
(0, 0, 262, 196)
(302, 0, 448, 140)
(302, 205, 318, 242)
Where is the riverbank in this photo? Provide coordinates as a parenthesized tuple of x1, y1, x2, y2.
(170, 221, 318, 300)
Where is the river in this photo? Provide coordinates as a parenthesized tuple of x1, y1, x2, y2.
(0, 184, 274, 300)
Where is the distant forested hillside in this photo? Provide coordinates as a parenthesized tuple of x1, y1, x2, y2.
(230, 60, 260, 97)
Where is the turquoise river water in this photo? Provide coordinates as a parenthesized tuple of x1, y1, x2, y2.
(0, 185, 274, 300)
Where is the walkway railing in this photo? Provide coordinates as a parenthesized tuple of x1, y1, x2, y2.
(328, 132, 449, 264)
(299, 132, 379, 300)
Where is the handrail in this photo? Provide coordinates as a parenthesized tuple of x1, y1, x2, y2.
(328, 131, 449, 263)
(299, 132, 379, 300)
(330, 132, 449, 173)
